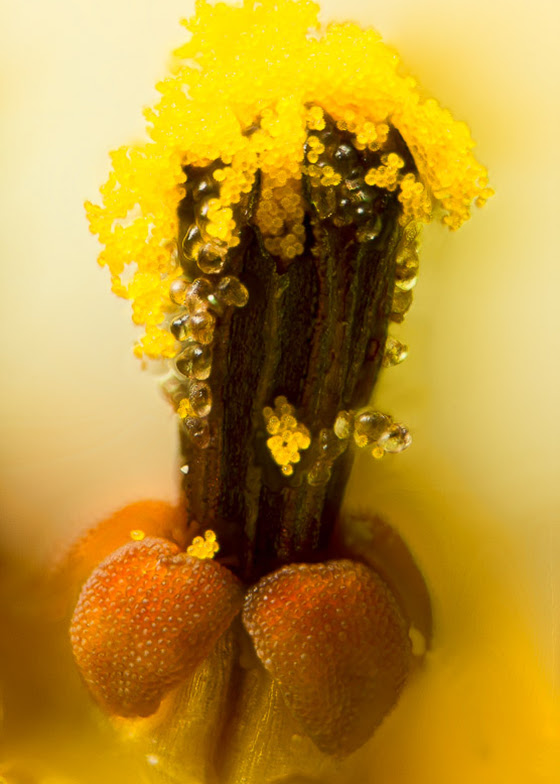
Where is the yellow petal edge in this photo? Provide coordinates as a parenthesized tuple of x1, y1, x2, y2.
(85, 0, 493, 360)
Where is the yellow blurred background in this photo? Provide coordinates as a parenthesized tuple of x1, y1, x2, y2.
(1, 0, 558, 781)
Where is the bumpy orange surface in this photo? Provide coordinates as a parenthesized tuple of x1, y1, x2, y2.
(70, 537, 243, 716)
(242, 559, 411, 755)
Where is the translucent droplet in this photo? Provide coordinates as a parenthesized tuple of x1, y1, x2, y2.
(217, 276, 249, 308)
(197, 242, 228, 275)
(333, 143, 359, 173)
(192, 174, 217, 203)
(334, 411, 353, 440)
(357, 215, 382, 243)
(318, 428, 346, 460)
(175, 343, 212, 380)
(170, 312, 190, 342)
(344, 177, 362, 192)
(383, 337, 409, 368)
(354, 411, 392, 448)
(403, 220, 421, 244)
(189, 311, 215, 344)
(185, 278, 213, 313)
(183, 416, 211, 449)
(169, 277, 189, 306)
(195, 198, 224, 243)
(180, 464, 190, 474)
(395, 253, 419, 291)
(196, 197, 212, 222)
(307, 460, 332, 486)
(379, 423, 412, 454)
(181, 224, 202, 261)
(390, 288, 413, 323)
(310, 186, 336, 220)
(188, 381, 212, 418)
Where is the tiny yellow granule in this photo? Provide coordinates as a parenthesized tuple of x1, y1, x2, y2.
(129, 529, 146, 541)
(86, 0, 491, 359)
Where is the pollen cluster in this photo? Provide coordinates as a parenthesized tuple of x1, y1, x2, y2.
(186, 529, 220, 559)
(263, 396, 311, 476)
(86, 0, 492, 359)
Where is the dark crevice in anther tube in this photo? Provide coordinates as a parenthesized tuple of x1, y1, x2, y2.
(178, 112, 409, 584)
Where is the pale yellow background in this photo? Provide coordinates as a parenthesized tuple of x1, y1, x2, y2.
(1, 0, 559, 781)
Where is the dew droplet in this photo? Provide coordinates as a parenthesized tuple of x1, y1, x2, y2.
(180, 465, 190, 474)
(169, 277, 189, 306)
(181, 224, 202, 261)
(395, 253, 419, 291)
(318, 428, 346, 460)
(175, 343, 212, 380)
(192, 174, 217, 203)
(189, 311, 215, 344)
(390, 288, 413, 322)
(195, 198, 225, 244)
(170, 312, 190, 342)
(197, 242, 228, 275)
(357, 215, 383, 243)
(183, 417, 211, 449)
(185, 278, 213, 313)
(379, 423, 412, 454)
(307, 460, 332, 486)
(217, 276, 249, 308)
(353, 411, 392, 448)
(188, 381, 212, 418)
(382, 337, 409, 368)
(334, 411, 354, 440)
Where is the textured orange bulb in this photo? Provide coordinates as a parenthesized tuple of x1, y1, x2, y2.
(70, 536, 243, 717)
(242, 560, 412, 755)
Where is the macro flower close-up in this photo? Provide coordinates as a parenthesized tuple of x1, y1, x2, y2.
(1, 1, 558, 783)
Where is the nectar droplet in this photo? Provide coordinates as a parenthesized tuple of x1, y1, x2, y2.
(189, 310, 215, 345)
(354, 411, 392, 448)
(197, 242, 228, 275)
(395, 253, 419, 291)
(183, 416, 211, 449)
(188, 381, 212, 418)
(175, 343, 213, 380)
(169, 277, 189, 306)
(185, 278, 213, 313)
(333, 411, 354, 440)
(217, 276, 249, 308)
(383, 337, 409, 368)
(379, 423, 412, 454)
(390, 288, 413, 322)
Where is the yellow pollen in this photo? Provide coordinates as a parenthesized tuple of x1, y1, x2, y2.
(86, 0, 491, 360)
(187, 529, 220, 559)
(264, 396, 311, 476)
(129, 529, 146, 541)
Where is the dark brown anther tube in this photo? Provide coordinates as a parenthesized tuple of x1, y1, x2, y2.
(174, 113, 414, 582)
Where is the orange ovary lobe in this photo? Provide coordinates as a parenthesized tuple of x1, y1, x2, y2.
(70, 536, 243, 717)
(242, 559, 412, 755)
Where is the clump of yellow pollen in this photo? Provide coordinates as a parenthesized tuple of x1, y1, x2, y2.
(85, 0, 492, 359)
(186, 529, 220, 559)
(264, 396, 312, 476)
